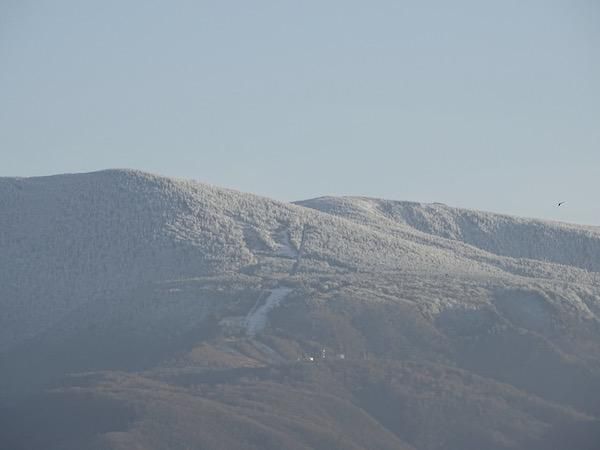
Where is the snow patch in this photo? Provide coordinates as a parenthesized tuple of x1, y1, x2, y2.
(246, 288, 292, 336)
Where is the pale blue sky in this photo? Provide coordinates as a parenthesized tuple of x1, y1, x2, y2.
(1, 1, 599, 224)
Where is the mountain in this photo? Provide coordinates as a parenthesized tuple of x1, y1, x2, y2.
(1, 169, 599, 450)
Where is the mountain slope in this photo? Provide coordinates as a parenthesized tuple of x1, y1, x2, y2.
(297, 196, 600, 272)
(1, 170, 600, 450)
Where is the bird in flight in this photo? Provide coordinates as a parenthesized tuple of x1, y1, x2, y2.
(557, 201, 566, 207)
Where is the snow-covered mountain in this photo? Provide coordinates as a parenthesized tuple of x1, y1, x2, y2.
(1, 169, 599, 351)
(298, 196, 600, 273)
(2, 170, 600, 450)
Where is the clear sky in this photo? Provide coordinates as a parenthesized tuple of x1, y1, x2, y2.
(1, 1, 599, 225)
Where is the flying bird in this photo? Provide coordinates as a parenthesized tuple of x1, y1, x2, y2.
(557, 201, 566, 207)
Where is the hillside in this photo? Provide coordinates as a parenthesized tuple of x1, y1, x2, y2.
(1, 170, 599, 450)
(297, 196, 600, 273)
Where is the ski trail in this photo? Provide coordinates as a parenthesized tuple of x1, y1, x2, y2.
(274, 229, 298, 258)
(291, 224, 309, 275)
(246, 287, 292, 336)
